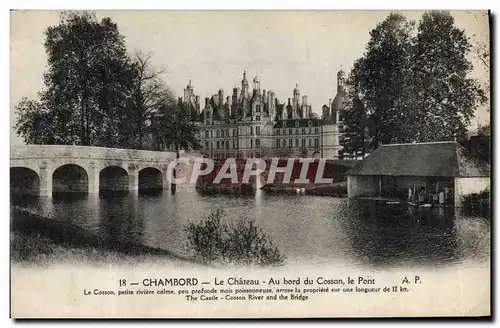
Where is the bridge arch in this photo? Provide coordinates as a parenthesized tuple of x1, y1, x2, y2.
(52, 164, 88, 194)
(99, 166, 129, 194)
(10, 167, 40, 196)
(138, 167, 163, 194)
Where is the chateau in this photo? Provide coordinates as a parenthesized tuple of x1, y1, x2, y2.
(182, 70, 347, 160)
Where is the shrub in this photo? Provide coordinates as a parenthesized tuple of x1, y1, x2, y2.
(184, 209, 285, 267)
(462, 188, 490, 217)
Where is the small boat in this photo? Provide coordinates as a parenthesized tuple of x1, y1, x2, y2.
(419, 203, 432, 208)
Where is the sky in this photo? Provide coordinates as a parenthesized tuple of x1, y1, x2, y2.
(9, 10, 490, 145)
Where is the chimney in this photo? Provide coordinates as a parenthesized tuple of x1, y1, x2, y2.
(328, 98, 332, 107)
(196, 95, 200, 109)
(205, 97, 209, 107)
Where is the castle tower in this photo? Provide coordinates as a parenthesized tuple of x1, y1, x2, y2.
(253, 76, 260, 91)
(232, 87, 238, 103)
(337, 69, 346, 93)
(293, 83, 300, 118)
(241, 71, 249, 98)
(218, 89, 224, 108)
(331, 69, 346, 124)
(183, 79, 194, 102)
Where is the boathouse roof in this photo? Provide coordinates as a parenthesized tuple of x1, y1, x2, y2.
(347, 141, 490, 177)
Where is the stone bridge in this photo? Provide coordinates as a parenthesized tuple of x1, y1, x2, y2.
(10, 145, 179, 196)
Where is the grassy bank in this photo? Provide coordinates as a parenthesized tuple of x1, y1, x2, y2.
(10, 231, 198, 267)
(10, 207, 203, 267)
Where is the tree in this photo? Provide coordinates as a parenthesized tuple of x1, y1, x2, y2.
(340, 96, 369, 159)
(467, 11, 490, 72)
(343, 11, 486, 152)
(14, 98, 54, 144)
(15, 11, 135, 147)
(150, 97, 202, 194)
(411, 11, 486, 142)
(466, 11, 490, 140)
(343, 13, 415, 152)
(127, 51, 171, 149)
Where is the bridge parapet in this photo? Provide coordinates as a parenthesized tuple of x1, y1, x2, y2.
(10, 144, 176, 162)
(10, 145, 178, 197)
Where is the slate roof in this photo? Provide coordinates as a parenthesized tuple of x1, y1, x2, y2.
(273, 118, 321, 129)
(347, 141, 490, 177)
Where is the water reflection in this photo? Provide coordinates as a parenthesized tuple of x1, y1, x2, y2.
(98, 193, 145, 248)
(10, 191, 490, 269)
(339, 201, 459, 268)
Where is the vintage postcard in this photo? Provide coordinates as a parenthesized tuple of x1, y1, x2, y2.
(9, 9, 491, 318)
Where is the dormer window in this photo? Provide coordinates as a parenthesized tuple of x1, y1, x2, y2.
(308, 120, 312, 127)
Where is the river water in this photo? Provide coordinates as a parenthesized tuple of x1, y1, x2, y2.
(10, 185, 491, 269)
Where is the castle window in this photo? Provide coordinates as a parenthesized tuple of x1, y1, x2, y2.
(210, 130, 213, 138)
(256, 139, 260, 148)
(216, 141, 220, 149)
(295, 139, 299, 148)
(256, 105, 261, 113)
(288, 128, 292, 135)
(308, 139, 312, 148)
(276, 129, 280, 136)
(250, 127, 254, 136)
(205, 130, 209, 138)
(277, 140, 281, 148)
(232, 140, 236, 149)
(256, 116, 261, 121)
(282, 121, 286, 128)
(205, 141, 209, 149)
(314, 138, 319, 147)
(288, 139, 293, 148)
(283, 139, 286, 148)
(301, 128, 306, 135)
(295, 128, 299, 135)
(301, 139, 306, 147)
(295, 121, 299, 127)
(216, 130, 220, 138)
(256, 126, 261, 135)
(315, 127, 319, 134)
(251, 139, 253, 148)
(226, 141, 229, 149)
